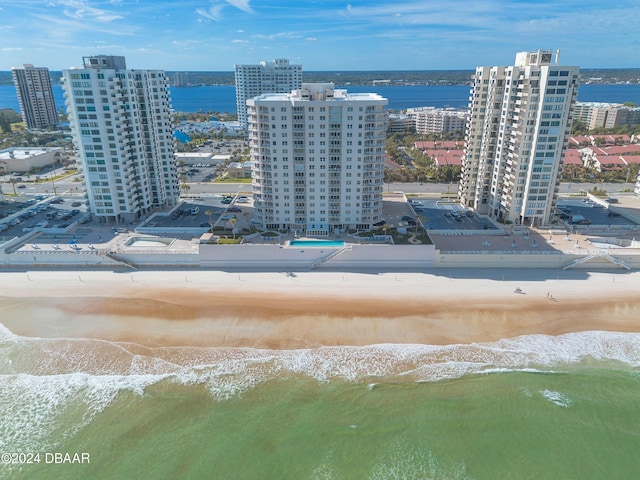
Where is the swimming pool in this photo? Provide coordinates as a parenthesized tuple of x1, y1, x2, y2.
(125, 237, 176, 247)
(289, 239, 345, 248)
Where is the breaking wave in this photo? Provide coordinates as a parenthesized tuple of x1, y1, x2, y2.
(1, 323, 639, 456)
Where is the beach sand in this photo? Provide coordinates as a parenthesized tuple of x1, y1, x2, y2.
(1, 269, 639, 349)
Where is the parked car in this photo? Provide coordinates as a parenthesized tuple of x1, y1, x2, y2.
(190, 206, 200, 215)
(71, 201, 83, 207)
(607, 211, 621, 217)
(605, 198, 619, 204)
(227, 207, 241, 213)
(571, 215, 591, 225)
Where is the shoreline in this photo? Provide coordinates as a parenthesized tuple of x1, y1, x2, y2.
(1, 269, 639, 349)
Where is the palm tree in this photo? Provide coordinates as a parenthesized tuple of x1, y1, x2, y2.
(228, 217, 237, 239)
(179, 174, 191, 197)
(204, 209, 214, 233)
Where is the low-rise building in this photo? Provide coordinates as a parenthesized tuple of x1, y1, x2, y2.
(175, 152, 214, 166)
(227, 161, 252, 178)
(406, 107, 468, 135)
(0, 147, 63, 174)
(387, 114, 413, 132)
(573, 102, 640, 129)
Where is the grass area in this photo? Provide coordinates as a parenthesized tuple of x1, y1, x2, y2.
(34, 170, 78, 183)
(217, 237, 242, 244)
(214, 177, 252, 183)
(589, 189, 608, 198)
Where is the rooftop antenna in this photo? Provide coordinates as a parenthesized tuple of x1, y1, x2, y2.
(555, 49, 561, 64)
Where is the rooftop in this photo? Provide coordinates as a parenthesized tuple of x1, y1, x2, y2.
(0, 147, 61, 161)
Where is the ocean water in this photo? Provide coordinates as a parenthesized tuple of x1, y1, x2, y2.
(1, 83, 640, 114)
(1, 305, 640, 480)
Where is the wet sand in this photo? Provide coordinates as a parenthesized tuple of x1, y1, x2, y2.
(1, 269, 639, 348)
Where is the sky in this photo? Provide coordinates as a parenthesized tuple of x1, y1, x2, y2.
(0, 0, 639, 72)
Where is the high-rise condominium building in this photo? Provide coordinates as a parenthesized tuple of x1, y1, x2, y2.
(459, 50, 579, 226)
(11, 64, 58, 129)
(62, 55, 179, 223)
(248, 83, 387, 236)
(234, 58, 302, 130)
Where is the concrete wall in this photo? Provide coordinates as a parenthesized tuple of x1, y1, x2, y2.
(0, 249, 121, 267)
(199, 243, 436, 269)
(324, 245, 435, 269)
(436, 251, 640, 269)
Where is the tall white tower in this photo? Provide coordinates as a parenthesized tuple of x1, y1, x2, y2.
(11, 64, 58, 129)
(248, 83, 388, 236)
(459, 50, 579, 226)
(234, 59, 302, 130)
(62, 55, 179, 223)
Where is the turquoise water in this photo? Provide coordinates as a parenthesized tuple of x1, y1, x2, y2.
(289, 240, 346, 248)
(2, 310, 640, 479)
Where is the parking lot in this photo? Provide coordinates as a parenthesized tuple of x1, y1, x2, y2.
(143, 193, 255, 233)
(0, 195, 88, 238)
(406, 197, 497, 231)
(556, 198, 636, 227)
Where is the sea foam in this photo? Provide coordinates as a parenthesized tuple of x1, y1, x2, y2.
(1, 324, 640, 454)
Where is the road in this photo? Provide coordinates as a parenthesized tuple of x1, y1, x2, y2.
(1, 175, 631, 199)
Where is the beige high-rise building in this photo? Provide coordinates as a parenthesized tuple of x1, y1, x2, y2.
(459, 50, 579, 226)
(248, 83, 387, 236)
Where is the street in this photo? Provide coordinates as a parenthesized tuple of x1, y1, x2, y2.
(0, 173, 632, 200)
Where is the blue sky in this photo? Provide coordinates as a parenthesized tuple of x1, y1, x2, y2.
(1, 0, 639, 71)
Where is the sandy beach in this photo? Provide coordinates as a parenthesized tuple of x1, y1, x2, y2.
(1, 268, 639, 348)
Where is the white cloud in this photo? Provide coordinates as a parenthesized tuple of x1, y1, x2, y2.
(58, 0, 123, 22)
(196, 0, 253, 21)
(196, 5, 224, 21)
(231, 39, 250, 43)
(226, 0, 253, 14)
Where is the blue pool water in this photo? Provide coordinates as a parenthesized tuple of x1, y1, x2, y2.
(289, 239, 345, 248)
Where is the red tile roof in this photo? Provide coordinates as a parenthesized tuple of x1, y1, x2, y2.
(593, 145, 640, 156)
(620, 155, 640, 165)
(570, 135, 591, 146)
(563, 149, 583, 165)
